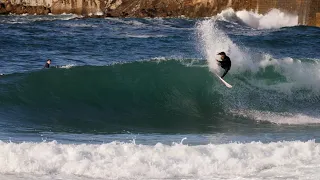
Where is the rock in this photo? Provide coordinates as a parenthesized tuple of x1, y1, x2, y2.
(0, 3, 7, 14)
(1, 0, 320, 27)
(14, 6, 26, 14)
(5, 2, 12, 11)
(51, 0, 104, 15)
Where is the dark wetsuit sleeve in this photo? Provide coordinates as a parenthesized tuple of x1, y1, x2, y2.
(220, 56, 231, 78)
(220, 56, 231, 69)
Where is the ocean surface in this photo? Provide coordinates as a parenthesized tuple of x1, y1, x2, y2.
(0, 8, 320, 179)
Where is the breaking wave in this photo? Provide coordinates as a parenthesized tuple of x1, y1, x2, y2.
(0, 140, 320, 179)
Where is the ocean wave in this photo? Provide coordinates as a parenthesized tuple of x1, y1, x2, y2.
(216, 8, 298, 29)
(0, 140, 319, 179)
(59, 64, 76, 69)
(0, 60, 225, 133)
(0, 58, 319, 133)
(104, 18, 147, 27)
(196, 18, 320, 92)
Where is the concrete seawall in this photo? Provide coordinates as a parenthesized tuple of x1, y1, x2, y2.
(0, 0, 319, 27)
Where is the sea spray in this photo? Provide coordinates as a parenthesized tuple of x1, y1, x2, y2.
(216, 8, 298, 29)
(195, 16, 320, 125)
(196, 15, 320, 92)
(196, 18, 256, 74)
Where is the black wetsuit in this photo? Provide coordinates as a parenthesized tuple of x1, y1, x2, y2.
(218, 56, 231, 78)
(44, 63, 50, 68)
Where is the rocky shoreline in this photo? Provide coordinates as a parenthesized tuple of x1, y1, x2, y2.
(1, 0, 320, 27)
(0, 2, 50, 15)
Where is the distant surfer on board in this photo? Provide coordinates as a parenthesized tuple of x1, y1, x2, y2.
(216, 52, 231, 79)
(44, 59, 51, 68)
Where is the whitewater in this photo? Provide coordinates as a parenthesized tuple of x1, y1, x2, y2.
(0, 8, 320, 180)
(1, 140, 320, 179)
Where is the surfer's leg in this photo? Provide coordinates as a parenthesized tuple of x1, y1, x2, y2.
(221, 68, 229, 78)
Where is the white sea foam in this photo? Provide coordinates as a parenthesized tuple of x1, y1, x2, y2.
(105, 18, 146, 27)
(231, 109, 320, 124)
(1, 140, 320, 179)
(125, 34, 168, 38)
(217, 8, 298, 29)
(4, 14, 79, 24)
(61, 23, 98, 28)
(59, 64, 76, 69)
(257, 57, 320, 93)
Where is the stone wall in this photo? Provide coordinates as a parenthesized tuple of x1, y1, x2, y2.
(0, 0, 320, 27)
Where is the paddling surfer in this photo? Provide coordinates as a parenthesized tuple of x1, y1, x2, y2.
(44, 59, 51, 68)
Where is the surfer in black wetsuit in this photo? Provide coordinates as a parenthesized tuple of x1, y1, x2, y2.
(44, 59, 51, 68)
(216, 52, 231, 79)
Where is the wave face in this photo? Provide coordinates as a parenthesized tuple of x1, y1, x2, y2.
(1, 57, 320, 134)
(0, 60, 226, 133)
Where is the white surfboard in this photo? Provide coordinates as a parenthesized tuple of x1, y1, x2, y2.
(214, 72, 232, 88)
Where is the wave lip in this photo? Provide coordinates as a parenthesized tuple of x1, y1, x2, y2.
(1, 140, 320, 179)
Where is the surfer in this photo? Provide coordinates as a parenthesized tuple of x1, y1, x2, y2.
(216, 52, 231, 78)
(44, 59, 51, 68)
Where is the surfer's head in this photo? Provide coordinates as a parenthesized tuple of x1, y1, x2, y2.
(47, 59, 51, 64)
(218, 52, 226, 59)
